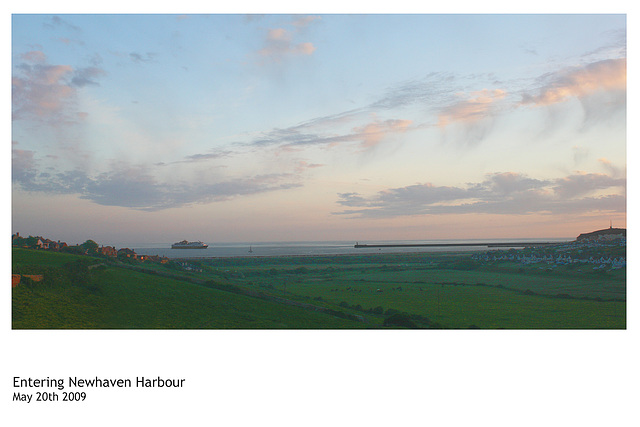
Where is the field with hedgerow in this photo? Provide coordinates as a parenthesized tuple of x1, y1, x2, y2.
(12, 245, 625, 329)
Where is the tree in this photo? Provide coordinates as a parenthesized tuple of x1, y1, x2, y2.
(81, 240, 99, 255)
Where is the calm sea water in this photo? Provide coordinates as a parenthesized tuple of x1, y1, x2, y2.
(132, 239, 571, 259)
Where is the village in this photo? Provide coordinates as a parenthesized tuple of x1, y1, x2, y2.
(11, 232, 169, 263)
(471, 228, 626, 271)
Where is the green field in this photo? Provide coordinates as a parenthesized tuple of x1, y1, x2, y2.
(12, 246, 626, 329)
(12, 249, 365, 329)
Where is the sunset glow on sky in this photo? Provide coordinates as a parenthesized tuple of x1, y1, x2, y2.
(11, 13, 626, 246)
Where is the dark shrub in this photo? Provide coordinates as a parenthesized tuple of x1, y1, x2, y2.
(383, 313, 418, 328)
(369, 306, 383, 315)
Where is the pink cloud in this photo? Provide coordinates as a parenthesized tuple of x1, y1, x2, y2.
(521, 58, 626, 107)
(291, 15, 321, 29)
(13, 50, 105, 123)
(354, 119, 412, 149)
(437, 89, 507, 128)
(21, 50, 47, 63)
(294, 160, 324, 173)
(12, 51, 76, 120)
(257, 27, 316, 63)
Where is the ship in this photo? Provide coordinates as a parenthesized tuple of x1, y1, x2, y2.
(171, 240, 209, 249)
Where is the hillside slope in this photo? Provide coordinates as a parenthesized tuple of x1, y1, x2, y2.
(12, 249, 364, 329)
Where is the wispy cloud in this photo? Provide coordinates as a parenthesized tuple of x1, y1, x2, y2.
(437, 89, 507, 128)
(334, 170, 625, 218)
(249, 115, 413, 153)
(353, 119, 412, 150)
(520, 58, 626, 107)
(598, 157, 624, 178)
(129, 52, 158, 64)
(370, 72, 460, 111)
(43, 15, 81, 32)
(158, 150, 233, 166)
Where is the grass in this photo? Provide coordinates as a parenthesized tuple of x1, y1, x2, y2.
(12, 246, 626, 329)
(195, 250, 626, 329)
(12, 249, 367, 329)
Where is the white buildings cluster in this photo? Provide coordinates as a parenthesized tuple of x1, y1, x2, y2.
(471, 250, 626, 270)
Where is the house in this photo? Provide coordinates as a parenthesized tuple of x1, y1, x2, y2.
(99, 246, 118, 257)
(43, 239, 61, 250)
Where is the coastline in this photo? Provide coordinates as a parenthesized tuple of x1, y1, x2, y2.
(134, 239, 572, 260)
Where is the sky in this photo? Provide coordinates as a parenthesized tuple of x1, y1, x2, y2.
(11, 13, 627, 246)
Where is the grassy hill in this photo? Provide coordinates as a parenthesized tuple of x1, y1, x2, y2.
(11, 248, 366, 329)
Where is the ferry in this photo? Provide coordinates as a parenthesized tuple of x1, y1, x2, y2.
(171, 240, 209, 249)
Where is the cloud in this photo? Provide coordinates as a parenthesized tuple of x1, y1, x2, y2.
(80, 169, 303, 211)
(12, 147, 39, 185)
(520, 58, 626, 107)
(257, 27, 316, 63)
(353, 119, 412, 150)
(255, 16, 320, 65)
(43, 15, 81, 32)
(370, 72, 459, 111)
(334, 170, 625, 218)
(598, 158, 624, 178)
(12, 151, 307, 211)
(437, 89, 507, 128)
(129, 52, 157, 63)
(291, 15, 321, 29)
(12, 51, 105, 123)
(572, 146, 589, 165)
(71, 66, 107, 87)
(294, 160, 324, 173)
(552, 172, 625, 199)
(249, 115, 413, 153)
(482, 172, 551, 196)
(12, 56, 74, 120)
(160, 150, 233, 165)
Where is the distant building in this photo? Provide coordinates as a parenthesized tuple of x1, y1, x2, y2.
(99, 246, 118, 257)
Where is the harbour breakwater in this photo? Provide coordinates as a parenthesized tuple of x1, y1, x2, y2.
(354, 242, 560, 249)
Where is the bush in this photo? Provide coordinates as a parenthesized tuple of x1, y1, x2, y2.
(383, 313, 418, 328)
(369, 306, 384, 315)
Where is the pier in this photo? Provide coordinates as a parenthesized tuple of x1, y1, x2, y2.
(354, 242, 561, 249)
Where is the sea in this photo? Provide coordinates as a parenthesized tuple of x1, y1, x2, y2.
(132, 238, 572, 259)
